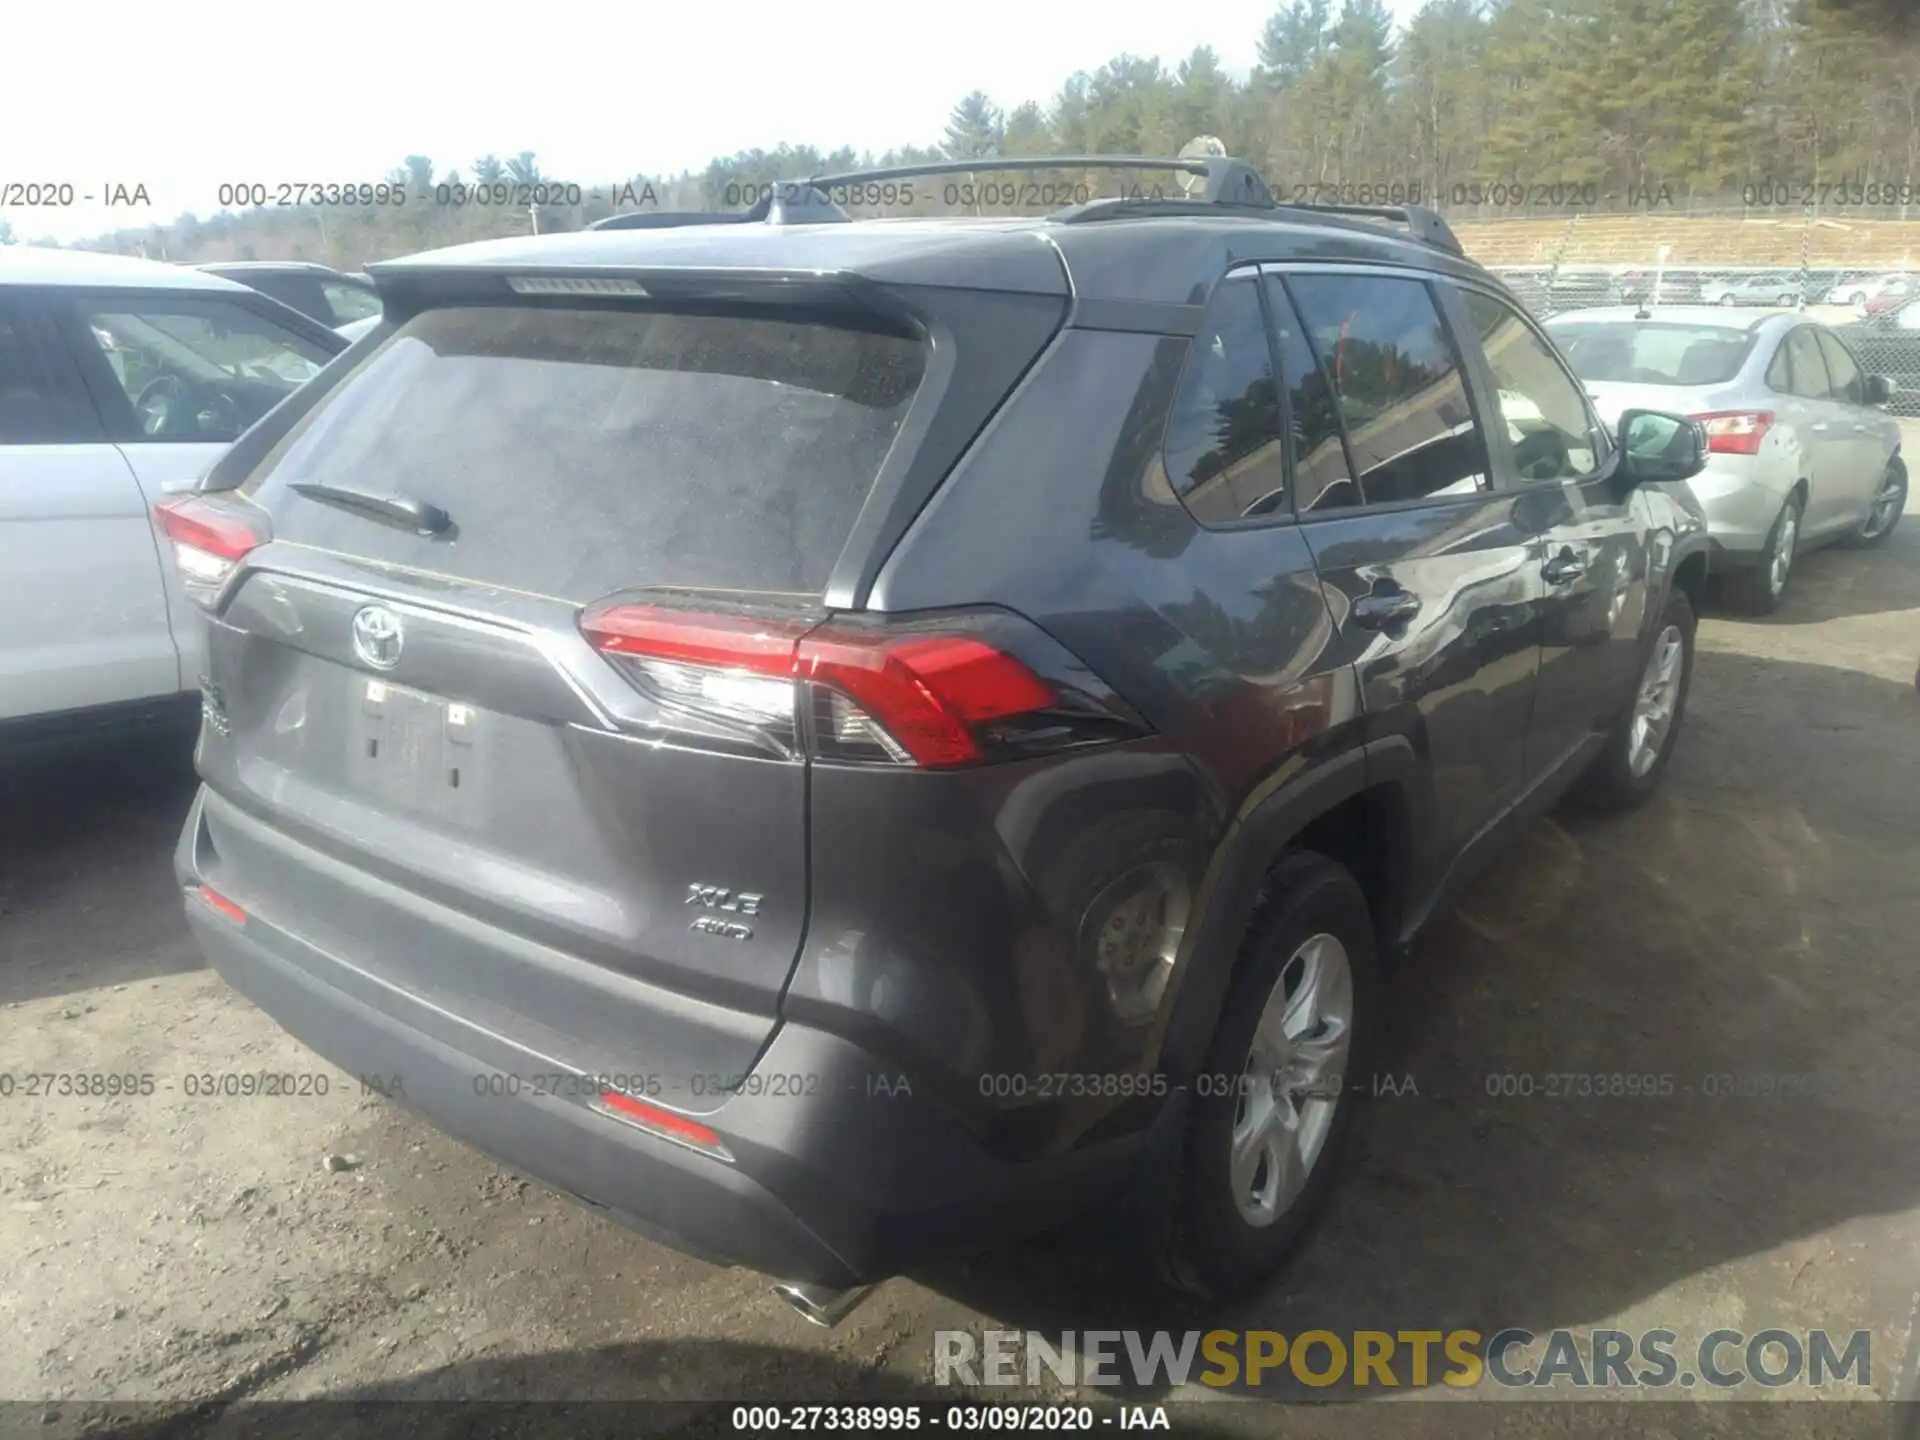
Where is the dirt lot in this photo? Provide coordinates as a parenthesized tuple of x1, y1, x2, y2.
(4, 474, 1919, 1438)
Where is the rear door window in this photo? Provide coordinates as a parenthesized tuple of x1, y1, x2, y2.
(1814, 329, 1866, 404)
(1284, 273, 1490, 505)
(244, 303, 926, 600)
(1261, 277, 1357, 512)
(62, 295, 330, 441)
(1780, 327, 1832, 400)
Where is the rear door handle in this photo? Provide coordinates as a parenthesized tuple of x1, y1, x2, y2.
(1542, 548, 1588, 585)
(1350, 588, 1422, 630)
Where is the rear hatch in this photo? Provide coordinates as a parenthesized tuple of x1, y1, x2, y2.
(180, 271, 1064, 1096)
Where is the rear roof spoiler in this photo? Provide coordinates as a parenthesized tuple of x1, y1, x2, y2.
(585, 154, 1463, 255)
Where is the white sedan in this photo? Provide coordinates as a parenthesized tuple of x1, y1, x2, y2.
(1545, 306, 1906, 612)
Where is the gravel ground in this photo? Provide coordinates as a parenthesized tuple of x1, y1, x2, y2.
(3, 464, 1918, 1439)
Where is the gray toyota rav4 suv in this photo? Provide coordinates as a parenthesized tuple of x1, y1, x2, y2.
(166, 156, 1711, 1323)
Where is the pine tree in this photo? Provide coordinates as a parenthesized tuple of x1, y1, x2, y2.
(943, 92, 1006, 159)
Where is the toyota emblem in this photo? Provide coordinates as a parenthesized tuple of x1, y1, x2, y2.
(350, 605, 405, 670)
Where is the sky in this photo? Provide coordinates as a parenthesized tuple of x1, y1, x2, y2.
(1, 0, 1425, 245)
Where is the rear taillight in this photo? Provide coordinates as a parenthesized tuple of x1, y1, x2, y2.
(153, 495, 269, 608)
(580, 602, 1131, 769)
(1693, 410, 1774, 456)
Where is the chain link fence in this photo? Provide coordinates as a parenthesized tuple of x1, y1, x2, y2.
(1463, 213, 1920, 416)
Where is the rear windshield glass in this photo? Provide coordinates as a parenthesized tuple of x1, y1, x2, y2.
(244, 304, 925, 599)
(1547, 321, 1757, 387)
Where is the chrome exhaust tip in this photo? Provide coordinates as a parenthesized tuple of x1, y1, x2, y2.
(773, 1279, 877, 1328)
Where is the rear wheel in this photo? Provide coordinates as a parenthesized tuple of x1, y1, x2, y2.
(1779, 293, 1798, 308)
(1160, 853, 1378, 1299)
(1728, 493, 1802, 614)
(1571, 587, 1696, 812)
(1848, 456, 1907, 547)
(1717, 293, 1736, 306)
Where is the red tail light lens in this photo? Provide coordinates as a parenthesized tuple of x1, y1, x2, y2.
(592, 1087, 733, 1160)
(796, 631, 1057, 768)
(578, 602, 1063, 769)
(195, 884, 247, 925)
(1693, 410, 1774, 456)
(154, 495, 269, 607)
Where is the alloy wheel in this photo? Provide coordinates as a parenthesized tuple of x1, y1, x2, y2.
(1627, 624, 1685, 778)
(1230, 933, 1353, 1228)
(1862, 466, 1907, 540)
(1769, 504, 1799, 597)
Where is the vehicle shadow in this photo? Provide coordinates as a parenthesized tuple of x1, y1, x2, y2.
(0, 725, 204, 1004)
(912, 647, 1920, 1401)
(1721, 525, 1920, 626)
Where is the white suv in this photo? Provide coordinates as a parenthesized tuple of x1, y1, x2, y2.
(0, 248, 347, 739)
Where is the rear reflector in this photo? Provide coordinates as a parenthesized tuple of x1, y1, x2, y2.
(154, 496, 269, 608)
(579, 602, 1061, 769)
(195, 884, 247, 925)
(592, 1088, 733, 1160)
(1693, 410, 1774, 456)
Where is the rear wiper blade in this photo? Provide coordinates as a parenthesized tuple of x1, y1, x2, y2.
(290, 482, 451, 535)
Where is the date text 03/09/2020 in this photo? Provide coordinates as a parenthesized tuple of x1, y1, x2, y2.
(730, 1404, 1171, 1431)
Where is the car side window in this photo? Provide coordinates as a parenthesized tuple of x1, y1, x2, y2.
(1765, 341, 1792, 392)
(1814, 329, 1866, 404)
(0, 299, 102, 445)
(1285, 273, 1490, 505)
(1460, 289, 1601, 483)
(68, 296, 331, 442)
(1781, 327, 1832, 400)
(322, 281, 382, 325)
(1262, 277, 1359, 512)
(1163, 273, 1288, 524)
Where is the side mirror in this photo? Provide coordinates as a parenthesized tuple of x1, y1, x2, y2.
(1866, 374, 1893, 405)
(1617, 408, 1708, 484)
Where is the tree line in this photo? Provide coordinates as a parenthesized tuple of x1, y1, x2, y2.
(22, 0, 1920, 268)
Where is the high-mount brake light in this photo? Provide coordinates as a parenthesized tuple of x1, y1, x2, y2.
(508, 276, 650, 297)
(577, 603, 1062, 769)
(153, 496, 269, 608)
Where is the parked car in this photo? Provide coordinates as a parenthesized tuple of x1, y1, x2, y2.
(167, 158, 1711, 1322)
(0, 248, 348, 739)
(1826, 271, 1914, 307)
(1547, 306, 1906, 611)
(196, 261, 383, 333)
(1862, 276, 1919, 317)
(1699, 273, 1813, 308)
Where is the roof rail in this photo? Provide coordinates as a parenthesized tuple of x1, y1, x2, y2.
(804, 154, 1275, 206)
(582, 156, 1465, 256)
(591, 188, 851, 230)
(1278, 202, 1464, 256)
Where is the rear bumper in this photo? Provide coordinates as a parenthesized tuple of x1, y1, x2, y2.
(1686, 458, 1791, 561)
(174, 787, 1166, 1286)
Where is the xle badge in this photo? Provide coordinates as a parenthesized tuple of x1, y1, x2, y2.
(685, 884, 762, 941)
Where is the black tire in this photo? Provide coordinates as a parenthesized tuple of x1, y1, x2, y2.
(1846, 456, 1907, 548)
(1160, 852, 1379, 1299)
(1727, 492, 1802, 614)
(1570, 586, 1696, 812)
(1717, 293, 1736, 306)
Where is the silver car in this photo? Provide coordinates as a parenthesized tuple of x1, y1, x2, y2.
(1546, 307, 1907, 611)
(1698, 273, 1812, 308)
